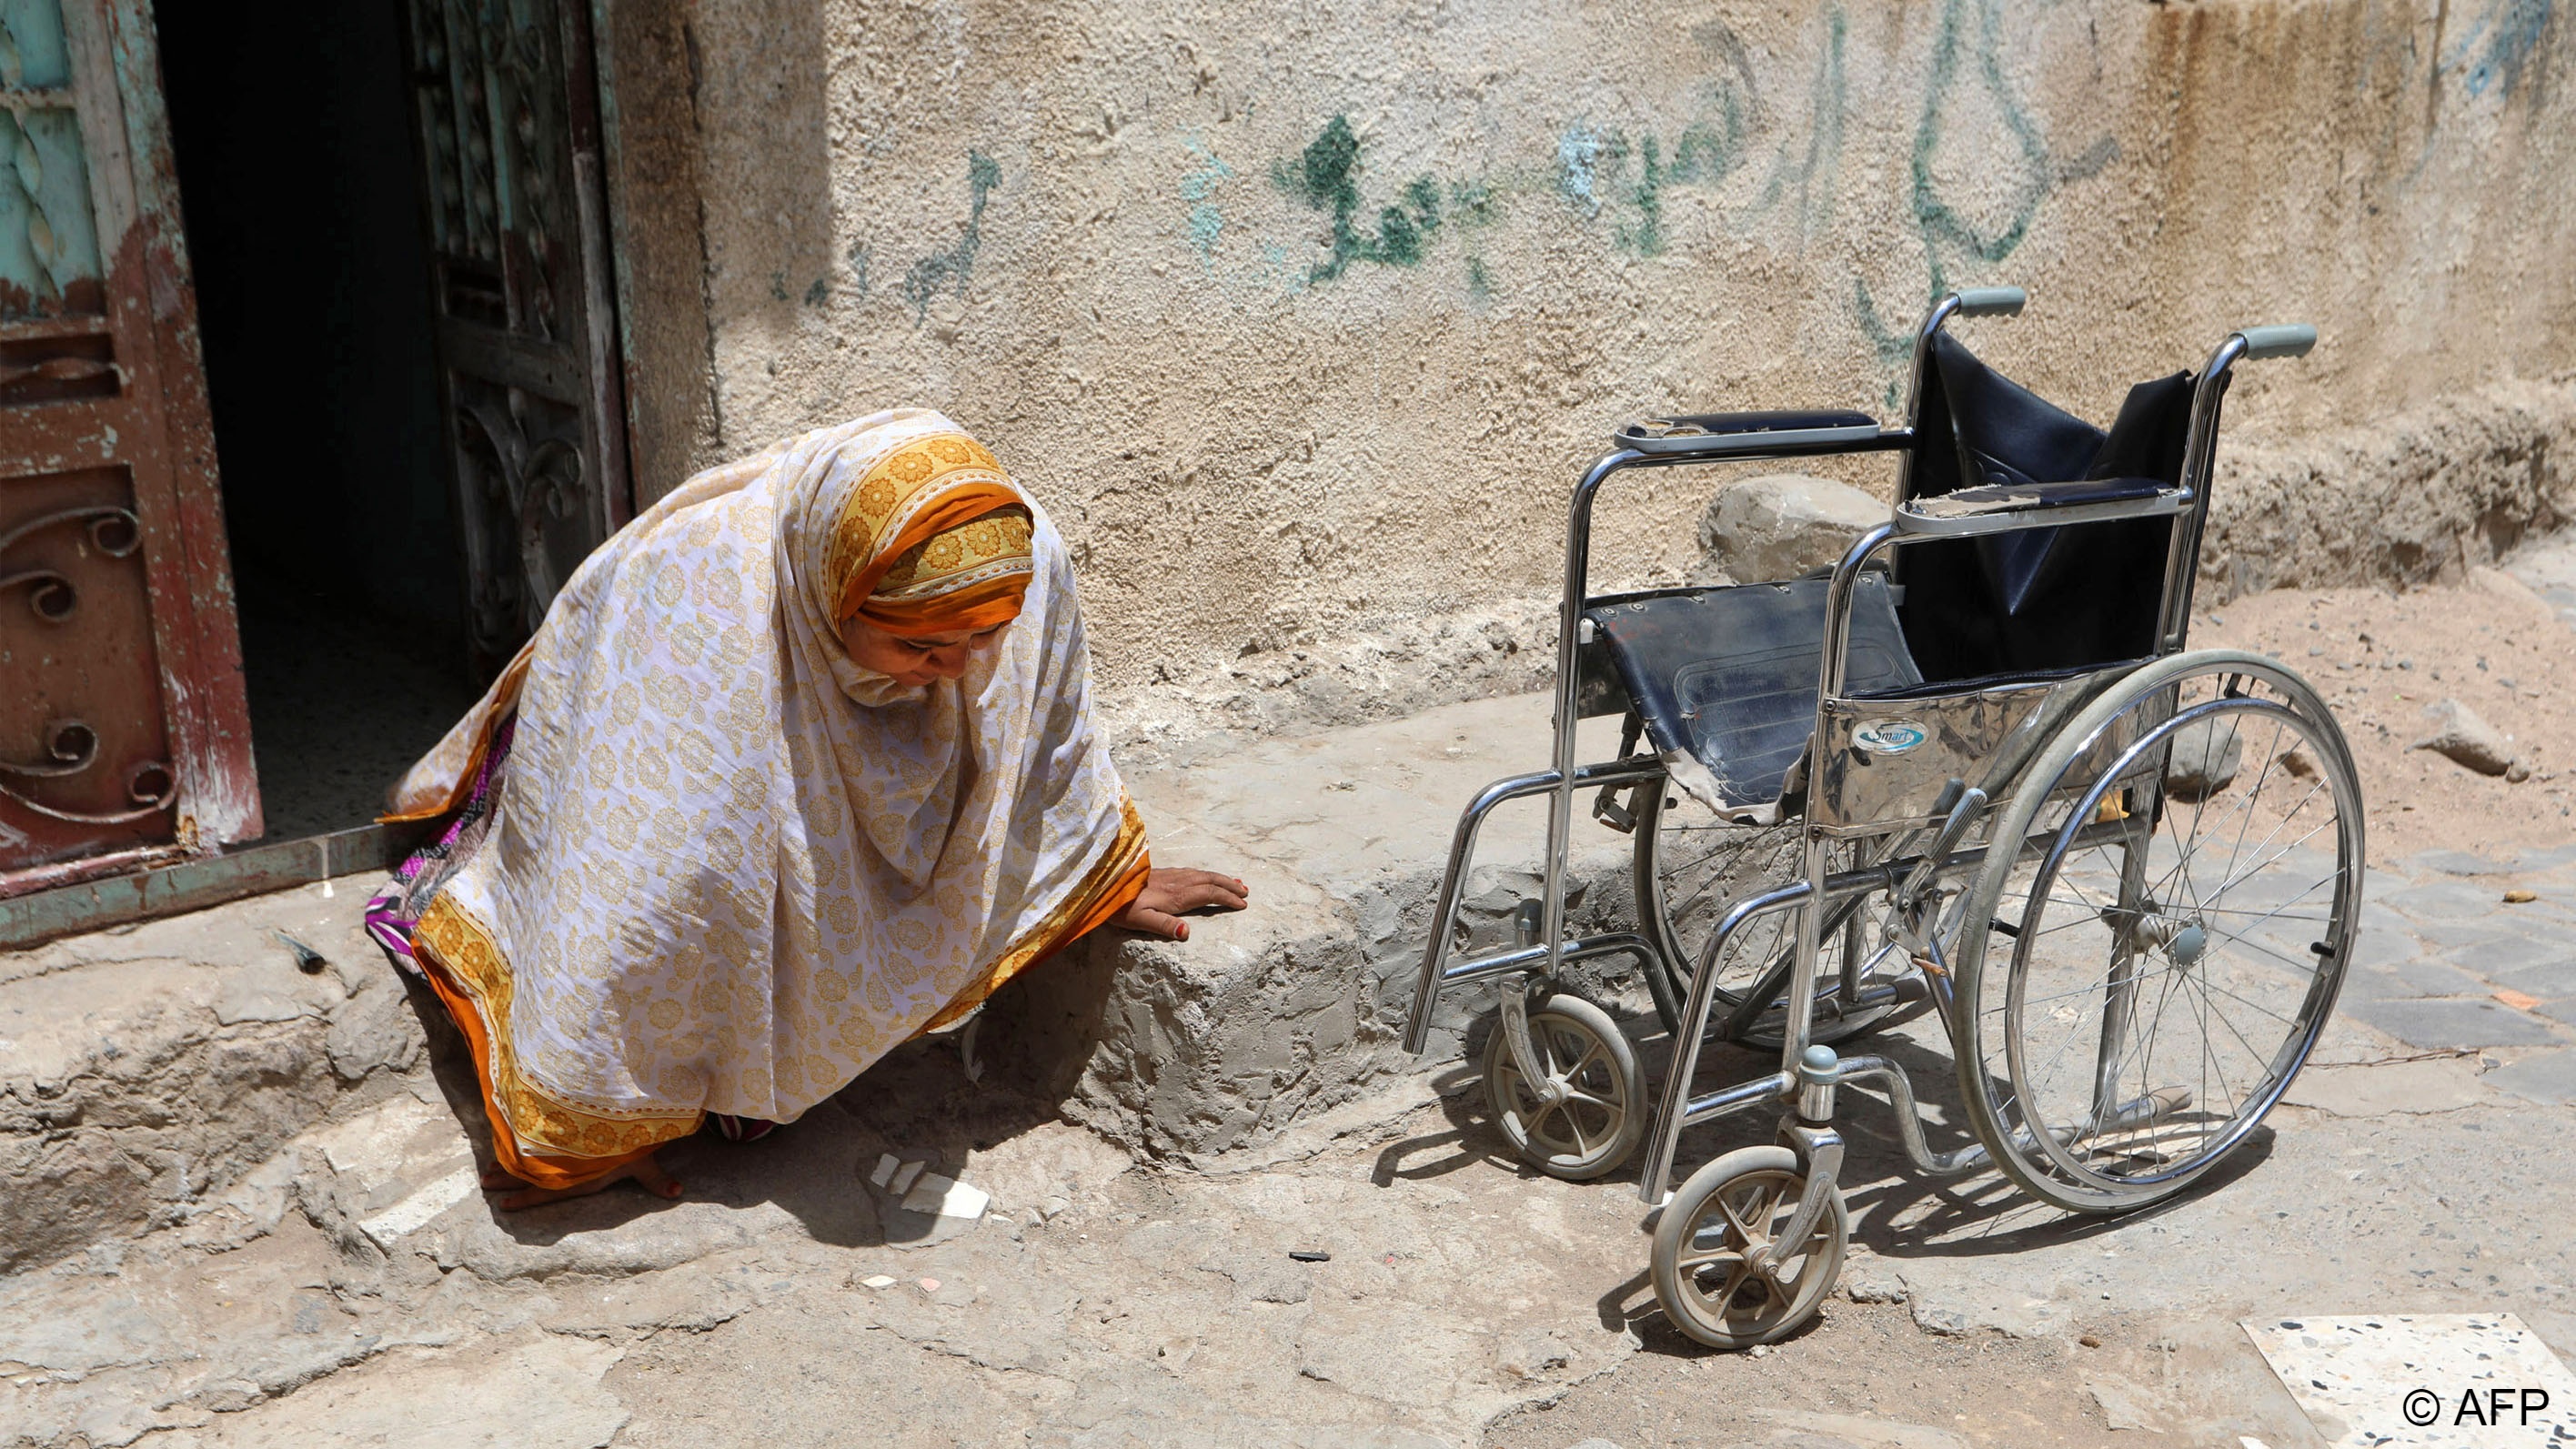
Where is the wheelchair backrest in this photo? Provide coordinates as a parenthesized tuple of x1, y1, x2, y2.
(1893, 332, 2212, 685)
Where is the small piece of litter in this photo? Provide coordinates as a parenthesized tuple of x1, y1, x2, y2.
(859, 1274, 897, 1289)
(2504, 888, 2538, 903)
(869, 1153, 900, 1189)
(276, 931, 328, 973)
(1288, 1250, 1331, 1263)
(899, 1172, 991, 1221)
(918, 1278, 940, 1292)
(888, 1160, 926, 1196)
(2495, 988, 2542, 1011)
(2240, 1439, 2275, 1449)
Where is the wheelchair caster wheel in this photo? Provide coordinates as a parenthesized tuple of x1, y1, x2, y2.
(1481, 994, 1645, 1181)
(1651, 1145, 1848, 1349)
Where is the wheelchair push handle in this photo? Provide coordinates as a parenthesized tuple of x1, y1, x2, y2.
(2235, 323, 2318, 360)
(1953, 287, 2027, 317)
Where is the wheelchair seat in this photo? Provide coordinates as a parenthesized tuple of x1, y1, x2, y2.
(1585, 575, 1921, 822)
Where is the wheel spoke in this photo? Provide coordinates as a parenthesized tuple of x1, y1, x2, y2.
(1718, 1181, 1779, 1241)
(1981, 682, 2355, 1208)
(1675, 1243, 1743, 1275)
(1706, 1259, 1756, 1312)
(1547, 1101, 1594, 1156)
(1560, 1040, 1609, 1083)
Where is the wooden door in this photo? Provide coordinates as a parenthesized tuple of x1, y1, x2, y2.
(400, 0, 629, 675)
(0, 0, 255, 891)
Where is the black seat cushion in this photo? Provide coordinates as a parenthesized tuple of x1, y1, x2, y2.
(1896, 331, 2207, 681)
(1587, 576, 1921, 812)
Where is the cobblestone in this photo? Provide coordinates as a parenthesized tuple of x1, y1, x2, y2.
(2484, 1050, 2576, 1105)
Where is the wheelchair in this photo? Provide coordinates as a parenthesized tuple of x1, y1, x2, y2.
(1398, 287, 2363, 1348)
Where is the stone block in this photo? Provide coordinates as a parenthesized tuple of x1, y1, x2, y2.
(2380, 880, 2514, 921)
(2484, 1050, 2576, 1105)
(1699, 474, 1887, 583)
(2337, 959, 2489, 1003)
(2412, 698, 2518, 776)
(2345, 998, 2560, 1049)
(2162, 718, 2243, 800)
(2493, 956, 2576, 998)
(2416, 921, 2512, 950)
(2410, 849, 2525, 876)
(2347, 930, 2423, 971)
(2453, 936, 2572, 983)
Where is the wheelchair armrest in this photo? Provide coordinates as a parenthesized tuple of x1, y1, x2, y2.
(1893, 476, 2188, 537)
(1616, 408, 1881, 458)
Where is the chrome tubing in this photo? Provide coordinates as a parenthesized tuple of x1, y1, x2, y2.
(1833, 1055, 1998, 1177)
(2158, 326, 2312, 653)
(2158, 332, 2249, 653)
(1816, 523, 1900, 699)
(1892, 287, 2025, 506)
(1781, 830, 1831, 1085)
(1544, 451, 1645, 988)
(1842, 1052, 2196, 1181)
(1637, 881, 1808, 1202)
(1401, 757, 1665, 1052)
(1436, 931, 1663, 990)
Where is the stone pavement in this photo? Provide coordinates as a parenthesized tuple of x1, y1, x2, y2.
(5, 669, 2576, 1447)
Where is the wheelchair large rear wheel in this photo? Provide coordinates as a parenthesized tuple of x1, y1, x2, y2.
(1953, 651, 2363, 1214)
(1634, 787, 1899, 1050)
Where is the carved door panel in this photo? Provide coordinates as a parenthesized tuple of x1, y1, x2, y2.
(0, 0, 256, 889)
(401, 0, 629, 675)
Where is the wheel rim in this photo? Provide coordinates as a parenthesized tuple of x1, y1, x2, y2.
(1491, 1011, 1631, 1162)
(1637, 788, 1899, 1045)
(1974, 671, 2360, 1208)
(1668, 1167, 1837, 1336)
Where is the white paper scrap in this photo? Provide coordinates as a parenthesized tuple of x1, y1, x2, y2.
(869, 1153, 899, 1188)
(899, 1172, 991, 1222)
(888, 1160, 925, 1196)
(859, 1274, 897, 1289)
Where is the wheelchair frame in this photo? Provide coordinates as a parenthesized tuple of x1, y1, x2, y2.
(1396, 287, 2350, 1346)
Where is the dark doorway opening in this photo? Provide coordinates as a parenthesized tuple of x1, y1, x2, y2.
(154, 0, 481, 840)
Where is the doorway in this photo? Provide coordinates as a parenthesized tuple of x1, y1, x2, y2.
(155, 0, 483, 840)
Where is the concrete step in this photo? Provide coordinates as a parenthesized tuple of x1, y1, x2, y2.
(0, 692, 1639, 1273)
(0, 886, 426, 1276)
(986, 694, 1642, 1159)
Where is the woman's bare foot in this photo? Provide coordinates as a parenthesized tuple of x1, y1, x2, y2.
(484, 1153, 681, 1211)
(1112, 867, 1249, 941)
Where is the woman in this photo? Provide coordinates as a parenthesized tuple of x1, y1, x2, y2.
(367, 410, 1245, 1208)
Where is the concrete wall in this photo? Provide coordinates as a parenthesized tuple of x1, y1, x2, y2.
(601, 0, 2576, 745)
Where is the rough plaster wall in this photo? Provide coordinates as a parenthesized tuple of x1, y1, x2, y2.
(657, 0, 2573, 749)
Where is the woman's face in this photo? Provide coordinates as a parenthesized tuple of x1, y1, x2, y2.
(839, 616, 1006, 685)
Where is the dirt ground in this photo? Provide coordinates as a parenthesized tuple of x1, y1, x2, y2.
(2191, 569, 2575, 867)
(1484, 1297, 2176, 1449)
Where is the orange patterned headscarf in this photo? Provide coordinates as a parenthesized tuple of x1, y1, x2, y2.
(818, 431, 1037, 638)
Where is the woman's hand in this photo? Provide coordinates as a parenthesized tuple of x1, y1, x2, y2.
(1112, 868, 1249, 941)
